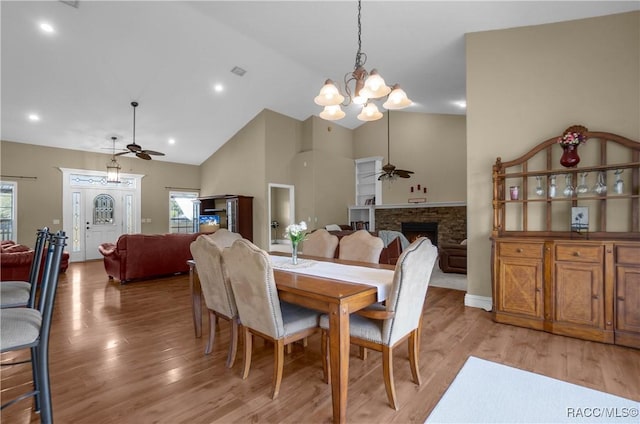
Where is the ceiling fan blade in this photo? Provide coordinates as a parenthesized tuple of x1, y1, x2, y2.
(396, 172, 412, 178)
(395, 169, 414, 175)
(114, 151, 130, 157)
(136, 152, 152, 160)
(142, 150, 165, 156)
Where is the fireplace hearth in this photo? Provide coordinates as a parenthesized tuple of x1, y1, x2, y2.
(401, 222, 438, 246)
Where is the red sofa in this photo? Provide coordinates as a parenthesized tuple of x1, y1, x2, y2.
(1, 240, 69, 282)
(98, 233, 203, 283)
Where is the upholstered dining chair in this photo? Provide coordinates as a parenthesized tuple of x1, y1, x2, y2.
(1, 227, 50, 309)
(0, 230, 67, 423)
(301, 229, 338, 258)
(222, 238, 320, 399)
(189, 229, 241, 367)
(320, 237, 438, 410)
(338, 229, 384, 264)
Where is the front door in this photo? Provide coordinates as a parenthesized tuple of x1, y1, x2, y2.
(84, 190, 122, 260)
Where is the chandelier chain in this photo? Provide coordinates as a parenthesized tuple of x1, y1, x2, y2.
(354, 0, 365, 69)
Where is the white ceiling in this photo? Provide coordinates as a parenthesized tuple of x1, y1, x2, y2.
(2, 1, 638, 165)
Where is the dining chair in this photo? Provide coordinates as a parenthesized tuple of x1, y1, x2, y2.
(320, 237, 438, 410)
(301, 229, 338, 258)
(1, 227, 50, 309)
(222, 238, 320, 399)
(338, 229, 384, 263)
(189, 229, 241, 367)
(0, 230, 68, 423)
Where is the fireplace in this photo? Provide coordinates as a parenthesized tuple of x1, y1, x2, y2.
(401, 222, 438, 246)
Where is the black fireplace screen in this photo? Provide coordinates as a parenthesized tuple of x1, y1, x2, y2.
(401, 222, 438, 246)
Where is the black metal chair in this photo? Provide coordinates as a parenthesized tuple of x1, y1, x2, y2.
(0, 230, 67, 423)
(1, 227, 50, 309)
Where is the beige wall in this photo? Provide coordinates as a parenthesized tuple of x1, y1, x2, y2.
(466, 11, 640, 298)
(0, 140, 200, 245)
(353, 112, 467, 204)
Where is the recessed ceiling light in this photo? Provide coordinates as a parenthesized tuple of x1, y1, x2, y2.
(453, 100, 467, 109)
(28, 114, 40, 122)
(39, 22, 55, 34)
(213, 84, 224, 93)
(168, 138, 176, 145)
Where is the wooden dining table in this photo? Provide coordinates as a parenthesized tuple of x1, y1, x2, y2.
(188, 253, 394, 424)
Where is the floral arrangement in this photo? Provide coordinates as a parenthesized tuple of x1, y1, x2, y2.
(558, 125, 588, 146)
(284, 221, 307, 245)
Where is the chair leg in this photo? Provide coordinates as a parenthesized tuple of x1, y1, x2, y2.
(37, 344, 53, 424)
(408, 329, 421, 385)
(272, 339, 285, 399)
(358, 346, 368, 360)
(382, 345, 398, 410)
(286, 343, 292, 354)
(205, 310, 216, 355)
(226, 318, 239, 368)
(31, 346, 40, 413)
(242, 327, 252, 380)
(320, 330, 329, 384)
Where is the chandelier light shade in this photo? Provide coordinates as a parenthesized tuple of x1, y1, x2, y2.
(314, 0, 412, 122)
(106, 136, 121, 183)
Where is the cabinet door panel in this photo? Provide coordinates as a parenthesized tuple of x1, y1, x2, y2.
(554, 262, 603, 328)
(497, 257, 543, 318)
(616, 266, 640, 333)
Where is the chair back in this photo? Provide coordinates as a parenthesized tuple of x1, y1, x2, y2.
(302, 229, 338, 258)
(338, 230, 384, 263)
(382, 237, 438, 346)
(204, 228, 242, 248)
(190, 235, 238, 318)
(27, 227, 50, 308)
(37, 231, 68, 345)
(222, 239, 285, 339)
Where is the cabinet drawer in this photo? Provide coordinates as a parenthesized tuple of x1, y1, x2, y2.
(616, 245, 640, 265)
(555, 244, 602, 263)
(498, 242, 543, 259)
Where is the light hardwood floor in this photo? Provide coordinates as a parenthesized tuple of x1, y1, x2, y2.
(2, 260, 639, 423)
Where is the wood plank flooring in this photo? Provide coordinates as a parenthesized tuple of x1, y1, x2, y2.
(2, 260, 639, 423)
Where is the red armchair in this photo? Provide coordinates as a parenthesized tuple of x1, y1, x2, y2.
(1, 240, 69, 282)
(98, 233, 202, 283)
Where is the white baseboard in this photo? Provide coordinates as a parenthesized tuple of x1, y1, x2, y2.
(464, 294, 493, 311)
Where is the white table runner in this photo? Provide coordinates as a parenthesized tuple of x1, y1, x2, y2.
(270, 255, 394, 302)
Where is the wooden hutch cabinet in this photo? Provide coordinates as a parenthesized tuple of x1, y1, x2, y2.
(491, 126, 639, 349)
(197, 195, 253, 241)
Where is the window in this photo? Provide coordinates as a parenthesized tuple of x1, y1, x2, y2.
(0, 182, 17, 241)
(169, 191, 198, 233)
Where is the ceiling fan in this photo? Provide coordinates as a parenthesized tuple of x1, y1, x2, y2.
(378, 112, 414, 180)
(115, 102, 165, 161)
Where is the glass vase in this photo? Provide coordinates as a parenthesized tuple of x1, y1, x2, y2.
(291, 241, 298, 265)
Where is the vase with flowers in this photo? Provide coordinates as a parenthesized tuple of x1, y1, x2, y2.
(558, 125, 588, 168)
(284, 221, 307, 265)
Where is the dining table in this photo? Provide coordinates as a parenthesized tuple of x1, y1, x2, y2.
(188, 252, 395, 424)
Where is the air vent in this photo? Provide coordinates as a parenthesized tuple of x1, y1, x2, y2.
(230, 66, 247, 77)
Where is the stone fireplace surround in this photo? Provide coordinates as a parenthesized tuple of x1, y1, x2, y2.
(375, 205, 466, 246)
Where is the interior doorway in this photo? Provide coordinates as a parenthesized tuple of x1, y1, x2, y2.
(60, 168, 143, 262)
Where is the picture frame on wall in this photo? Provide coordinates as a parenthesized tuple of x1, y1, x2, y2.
(571, 206, 589, 232)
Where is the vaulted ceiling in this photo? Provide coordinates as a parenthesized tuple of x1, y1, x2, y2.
(2, 1, 638, 165)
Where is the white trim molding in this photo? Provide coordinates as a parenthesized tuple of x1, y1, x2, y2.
(464, 293, 493, 312)
(373, 201, 466, 209)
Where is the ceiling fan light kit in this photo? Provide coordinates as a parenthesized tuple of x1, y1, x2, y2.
(314, 0, 412, 122)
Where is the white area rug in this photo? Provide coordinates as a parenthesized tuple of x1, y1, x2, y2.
(429, 265, 467, 292)
(426, 356, 639, 423)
